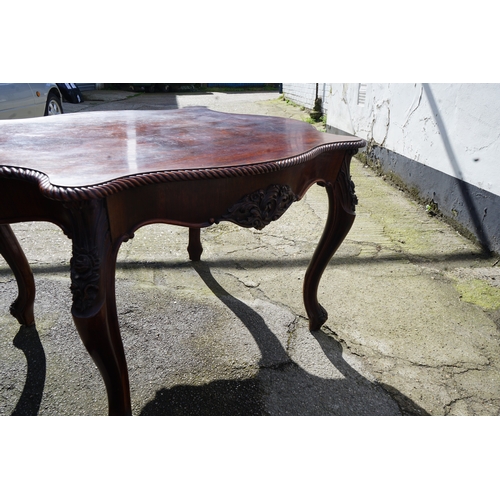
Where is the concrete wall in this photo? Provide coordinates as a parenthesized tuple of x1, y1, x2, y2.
(283, 83, 500, 253)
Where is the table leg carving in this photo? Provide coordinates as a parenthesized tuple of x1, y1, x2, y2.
(0, 224, 35, 326)
(304, 152, 358, 331)
(67, 200, 131, 415)
(188, 227, 203, 261)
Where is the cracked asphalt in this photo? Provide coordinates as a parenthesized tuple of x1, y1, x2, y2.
(1, 88, 499, 415)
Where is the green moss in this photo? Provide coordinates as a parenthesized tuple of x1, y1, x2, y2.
(355, 151, 491, 254)
(455, 279, 500, 310)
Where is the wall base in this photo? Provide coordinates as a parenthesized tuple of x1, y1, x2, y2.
(327, 125, 500, 254)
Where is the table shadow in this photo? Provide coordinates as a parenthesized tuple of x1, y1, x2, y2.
(140, 262, 429, 416)
(5, 263, 429, 416)
(10, 325, 46, 416)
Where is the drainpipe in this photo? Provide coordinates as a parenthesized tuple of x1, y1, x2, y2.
(310, 83, 323, 121)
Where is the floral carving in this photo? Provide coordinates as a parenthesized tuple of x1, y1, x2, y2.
(335, 151, 358, 215)
(70, 247, 101, 314)
(218, 184, 298, 230)
(66, 199, 110, 316)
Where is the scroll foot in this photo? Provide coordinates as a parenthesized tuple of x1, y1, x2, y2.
(308, 304, 329, 331)
(0, 224, 35, 326)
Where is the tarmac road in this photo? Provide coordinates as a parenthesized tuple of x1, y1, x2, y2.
(1, 88, 499, 416)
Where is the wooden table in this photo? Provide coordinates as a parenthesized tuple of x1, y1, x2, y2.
(0, 108, 365, 415)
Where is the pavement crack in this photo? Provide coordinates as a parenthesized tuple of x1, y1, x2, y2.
(325, 328, 491, 372)
(285, 316, 300, 353)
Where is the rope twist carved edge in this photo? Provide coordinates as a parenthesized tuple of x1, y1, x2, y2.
(0, 139, 365, 202)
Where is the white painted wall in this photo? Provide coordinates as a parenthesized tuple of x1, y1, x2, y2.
(323, 83, 500, 197)
(281, 83, 318, 109)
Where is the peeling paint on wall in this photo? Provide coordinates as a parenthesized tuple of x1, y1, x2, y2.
(371, 99, 390, 146)
(403, 85, 423, 127)
(323, 83, 500, 199)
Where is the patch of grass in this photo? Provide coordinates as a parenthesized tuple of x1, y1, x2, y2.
(356, 148, 489, 252)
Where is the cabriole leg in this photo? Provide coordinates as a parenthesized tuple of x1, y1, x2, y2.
(303, 153, 358, 331)
(0, 224, 35, 326)
(68, 200, 131, 416)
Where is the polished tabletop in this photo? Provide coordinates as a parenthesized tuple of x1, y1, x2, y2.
(0, 108, 365, 191)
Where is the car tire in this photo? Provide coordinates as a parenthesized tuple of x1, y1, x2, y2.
(44, 92, 63, 116)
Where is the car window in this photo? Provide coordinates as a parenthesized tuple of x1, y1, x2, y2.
(0, 84, 36, 119)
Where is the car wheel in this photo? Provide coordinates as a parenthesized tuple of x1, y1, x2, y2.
(44, 92, 63, 116)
